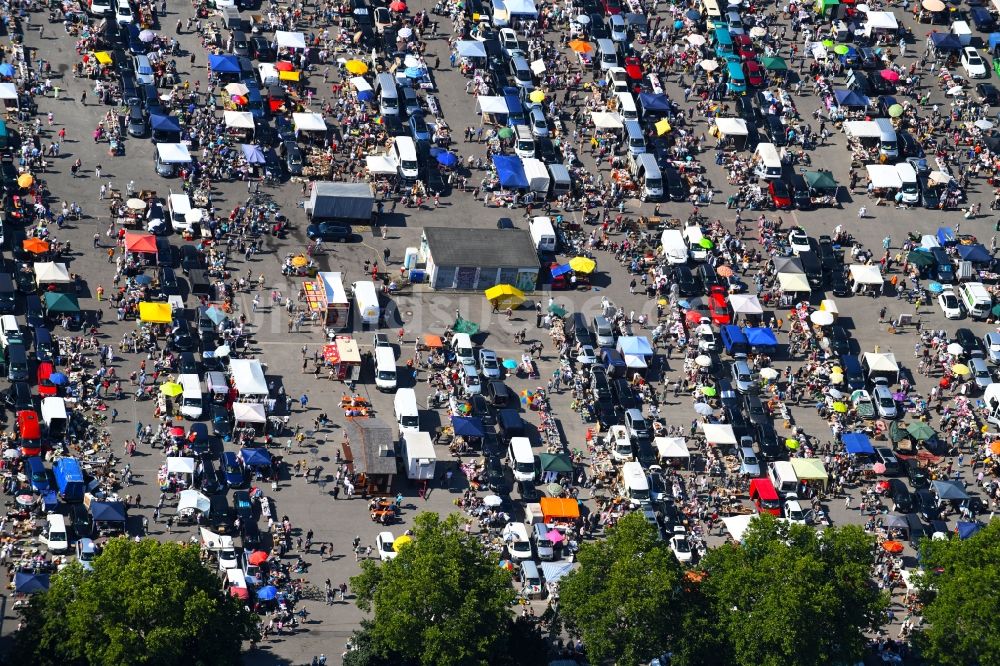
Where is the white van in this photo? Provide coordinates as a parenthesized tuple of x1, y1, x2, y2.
(501, 521, 533, 560)
(895, 162, 919, 204)
(392, 136, 419, 183)
(225, 567, 248, 592)
(753, 142, 782, 180)
(959, 281, 993, 319)
(529, 216, 557, 252)
(508, 436, 535, 482)
(514, 125, 535, 159)
(623, 119, 646, 155)
(168, 190, 194, 233)
(768, 461, 799, 498)
(620, 461, 650, 504)
(615, 92, 639, 121)
(451, 333, 475, 365)
(45, 513, 69, 553)
(701, 0, 722, 20)
(394, 388, 420, 434)
(661, 229, 687, 265)
(630, 153, 663, 201)
(374, 347, 398, 392)
(531, 522, 555, 560)
(178, 374, 204, 419)
(875, 118, 898, 159)
(375, 72, 399, 116)
(0, 314, 21, 347)
(684, 225, 709, 262)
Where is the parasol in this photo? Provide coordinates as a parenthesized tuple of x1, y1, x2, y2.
(873, 462, 887, 474)
(695, 355, 712, 367)
(759, 367, 779, 379)
(483, 495, 503, 507)
(946, 342, 964, 355)
(699, 58, 718, 71)
(882, 540, 904, 554)
(502, 359, 518, 369)
(693, 402, 714, 416)
(139, 29, 156, 42)
(160, 382, 183, 397)
(393, 535, 413, 551)
(225, 82, 249, 96)
(17, 173, 33, 188)
(345, 60, 368, 74)
(952, 363, 970, 376)
(126, 197, 147, 210)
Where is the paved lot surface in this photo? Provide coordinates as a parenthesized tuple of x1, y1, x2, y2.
(1, 0, 997, 663)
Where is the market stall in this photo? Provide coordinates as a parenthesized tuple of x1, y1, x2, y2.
(303, 271, 351, 333)
(654, 436, 691, 468)
(323, 335, 362, 382)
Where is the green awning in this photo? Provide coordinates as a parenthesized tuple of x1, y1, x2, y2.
(761, 56, 788, 71)
(907, 250, 936, 268)
(991, 302, 1000, 317)
(906, 422, 936, 442)
(538, 453, 574, 473)
(44, 292, 80, 313)
(548, 303, 568, 318)
(453, 316, 480, 335)
(803, 170, 838, 189)
(822, 0, 839, 6)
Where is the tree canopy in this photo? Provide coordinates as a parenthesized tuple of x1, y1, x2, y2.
(14, 538, 258, 666)
(558, 512, 686, 666)
(914, 519, 1000, 666)
(689, 514, 887, 666)
(350, 512, 518, 666)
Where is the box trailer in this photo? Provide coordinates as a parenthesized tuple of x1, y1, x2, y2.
(401, 431, 437, 480)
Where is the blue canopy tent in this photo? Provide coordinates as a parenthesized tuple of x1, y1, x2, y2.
(744, 327, 778, 350)
(451, 416, 487, 438)
(240, 144, 266, 164)
(932, 479, 970, 501)
(834, 89, 870, 108)
(930, 33, 962, 51)
(90, 501, 127, 523)
(638, 93, 671, 113)
(241, 447, 272, 468)
(618, 336, 654, 356)
(991, 33, 1000, 51)
(14, 572, 50, 594)
(551, 264, 572, 277)
(957, 243, 992, 264)
(842, 432, 875, 455)
(936, 227, 956, 245)
(957, 521, 983, 539)
(150, 114, 181, 132)
(208, 54, 241, 73)
(492, 155, 529, 190)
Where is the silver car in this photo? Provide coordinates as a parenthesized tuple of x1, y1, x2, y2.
(460, 361, 482, 395)
(737, 444, 760, 476)
(970, 357, 993, 390)
(872, 385, 898, 419)
(730, 358, 754, 393)
(984, 332, 1000, 364)
(478, 349, 501, 379)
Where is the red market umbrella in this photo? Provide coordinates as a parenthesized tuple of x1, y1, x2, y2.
(880, 69, 900, 82)
(247, 550, 269, 566)
(882, 540, 904, 554)
(169, 426, 185, 437)
(274, 61, 295, 72)
(229, 586, 250, 599)
(389, 0, 406, 10)
(685, 310, 703, 325)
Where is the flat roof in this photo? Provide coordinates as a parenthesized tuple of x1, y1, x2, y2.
(424, 227, 540, 269)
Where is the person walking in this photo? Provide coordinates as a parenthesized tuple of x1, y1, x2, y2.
(383, 247, 390, 264)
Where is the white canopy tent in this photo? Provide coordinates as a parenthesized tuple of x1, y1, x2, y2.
(722, 514, 757, 543)
(156, 143, 191, 164)
(166, 456, 196, 475)
(844, 120, 881, 138)
(350, 76, 372, 94)
(591, 111, 624, 129)
(200, 527, 235, 551)
(366, 155, 398, 175)
(866, 164, 903, 189)
(229, 359, 268, 399)
(257, 63, 279, 85)
(777, 272, 811, 292)
(233, 402, 267, 424)
(714, 117, 749, 136)
(0, 82, 17, 107)
(223, 111, 255, 130)
(655, 436, 690, 461)
(477, 95, 508, 115)
(700, 423, 737, 445)
(849, 264, 884, 285)
(728, 293, 764, 314)
(863, 352, 899, 373)
(456, 40, 487, 58)
(505, 0, 538, 15)
(274, 30, 307, 49)
(34, 262, 72, 284)
(865, 11, 898, 31)
(292, 112, 327, 132)
(178, 489, 211, 513)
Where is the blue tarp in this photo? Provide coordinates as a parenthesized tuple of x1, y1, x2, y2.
(492, 155, 529, 189)
(957, 243, 991, 264)
(90, 501, 127, 523)
(930, 33, 962, 51)
(618, 336, 654, 356)
(991, 33, 1000, 51)
(551, 264, 572, 277)
(744, 327, 778, 348)
(936, 227, 956, 245)
(150, 114, 181, 132)
(451, 416, 486, 438)
(14, 572, 50, 594)
(208, 54, 241, 73)
(834, 89, 870, 107)
(241, 447, 272, 468)
(842, 432, 875, 455)
(241, 144, 266, 164)
(638, 92, 671, 111)
(957, 521, 983, 539)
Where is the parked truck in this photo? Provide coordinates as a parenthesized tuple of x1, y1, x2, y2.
(53, 457, 85, 502)
(352, 280, 380, 327)
(401, 431, 437, 480)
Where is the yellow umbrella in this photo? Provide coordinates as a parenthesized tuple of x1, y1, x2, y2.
(392, 535, 412, 552)
(829, 372, 844, 384)
(952, 363, 971, 376)
(484, 284, 525, 307)
(655, 118, 672, 135)
(345, 60, 368, 75)
(529, 89, 545, 103)
(93, 51, 112, 65)
(832, 402, 848, 413)
(829, 366, 842, 374)
(291, 255, 308, 268)
(785, 438, 799, 450)
(17, 173, 32, 188)
(138, 301, 172, 324)
(160, 382, 183, 397)
(568, 256, 596, 274)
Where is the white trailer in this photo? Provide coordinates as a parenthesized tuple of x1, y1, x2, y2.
(352, 280, 380, 326)
(401, 431, 437, 480)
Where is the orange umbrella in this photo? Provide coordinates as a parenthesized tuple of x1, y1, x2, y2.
(569, 39, 593, 53)
(22, 238, 49, 254)
(247, 550, 269, 565)
(717, 265, 734, 277)
(991, 441, 1000, 455)
(882, 540, 904, 554)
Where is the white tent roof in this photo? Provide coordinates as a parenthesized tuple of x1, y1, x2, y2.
(178, 489, 211, 513)
(274, 30, 307, 49)
(349, 76, 372, 92)
(591, 111, 624, 129)
(505, 0, 538, 15)
(777, 272, 811, 292)
(866, 164, 902, 189)
(34, 262, 71, 284)
(844, 120, 880, 138)
(655, 436, 690, 459)
(863, 352, 899, 373)
(402, 431, 437, 460)
(849, 264, 884, 285)
(40, 397, 67, 423)
(456, 40, 487, 58)
(257, 63, 278, 83)
(477, 95, 508, 115)
(292, 112, 327, 132)
(866, 11, 898, 30)
(233, 402, 267, 423)
(366, 155, 398, 175)
(200, 527, 234, 550)
(223, 111, 255, 129)
(729, 293, 764, 314)
(722, 514, 756, 542)
(0, 82, 17, 100)
(229, 358, 268, 396)
(714, 117, 749, 136)
(700, 423, 737, 445)
(156, 143, 191, 163)
(166, 456, 196, 475)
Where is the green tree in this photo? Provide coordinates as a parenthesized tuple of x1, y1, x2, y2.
(692, 514, 887, 666)
(350, 512, 517, 666)
(14, 538, 258, 666)
(914, 519, 1000, 665)
(557, 512, 686, 666)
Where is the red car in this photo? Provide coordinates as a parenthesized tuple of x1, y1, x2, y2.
(624, 56, 643, 81)
(601, 0, 622, 15)
(769, 180, 793, 209)
(707, 285, 733, 326)
(743, 59, 765, 87)
(550, 263, 569, 290)
(733, 34, 756, 61)
(17, 410, 41, 456)
(37, 361, 58, 397)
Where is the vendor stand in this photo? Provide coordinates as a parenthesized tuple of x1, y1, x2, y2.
(323, 335, 362, 382)
(303, 271, 351, 334)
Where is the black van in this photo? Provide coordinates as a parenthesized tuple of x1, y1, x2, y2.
(0, 273, 14, 314)
(663, 166, 687, 201)
(158, 266, 181, 296)
(33, 326, 56, 362)
(570, 313, 593, 346)
(765, 115, 787, 146)
(840, 354, 866, 390)
(798, 250, 823, 288)
(6, 344, 27, 381)
(187, 269, 211, 297)
(497, 408, 525, 441)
